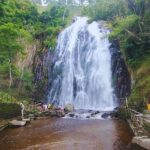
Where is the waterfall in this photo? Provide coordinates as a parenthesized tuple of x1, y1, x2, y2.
(47, 17, 117, 111)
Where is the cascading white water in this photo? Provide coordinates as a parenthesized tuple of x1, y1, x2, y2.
(47, 17, 117, 111)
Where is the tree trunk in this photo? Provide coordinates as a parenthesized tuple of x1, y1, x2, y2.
(9, 59, 12, 89)
(124, 29, 142, 41)
(62, 8, 67, 21)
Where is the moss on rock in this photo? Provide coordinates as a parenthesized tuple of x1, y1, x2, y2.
(0, 103, 21, 119)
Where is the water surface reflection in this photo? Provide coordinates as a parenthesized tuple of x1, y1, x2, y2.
(0, 118, 145, 150)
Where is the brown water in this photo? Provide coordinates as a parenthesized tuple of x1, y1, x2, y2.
(0, 118, 145, 150)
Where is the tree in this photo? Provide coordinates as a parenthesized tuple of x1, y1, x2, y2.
(127, 0, 149, 17)
(0, 23, 23, 88)
(82, 0, 128, 21)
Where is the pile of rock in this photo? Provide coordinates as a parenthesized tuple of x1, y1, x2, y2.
(27, 103, 74, 118)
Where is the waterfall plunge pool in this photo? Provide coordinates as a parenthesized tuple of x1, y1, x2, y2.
(0, 118, 145, 150)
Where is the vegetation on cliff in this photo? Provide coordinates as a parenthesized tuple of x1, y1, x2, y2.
(110, 0, 150, 112)
(0, 0, 69, 113)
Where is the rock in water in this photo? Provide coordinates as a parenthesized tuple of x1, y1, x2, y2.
(22, 118, 31, 123)
(101, 113, 111, 119)
(9, 120, 26, 127)
(64, 104, 74, 113)
(68, 113, 75, 117)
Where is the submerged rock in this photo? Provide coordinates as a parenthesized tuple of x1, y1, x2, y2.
(43, 111, 51, 116)
(68, 113, 75, 117)
(48, 109, 65, 117)
(86, 116, 90, 118)
(101, 112, 116, 119)
(91, 111, 100, 116)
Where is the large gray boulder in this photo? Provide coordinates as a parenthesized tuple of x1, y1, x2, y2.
(64, 104, 74, 113)
(132, 136, 150, 150)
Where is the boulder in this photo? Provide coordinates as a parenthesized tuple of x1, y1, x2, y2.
(43, 111, 51, 116)
(91, 111, 100, 116)
(64, 104, 74, 113)
(49, 110, 57, 117)
(86, 116, 90, 118)
(69, 113, 75, 117)
(56, 111, 65, 117)
(132, 136, 150, 150)
(27, 114, 37, 120)
(48, 109, 65, 117)
(101, 113, 111, 119)
(22, 118, 31, 123)
(9, 120, 26, 127)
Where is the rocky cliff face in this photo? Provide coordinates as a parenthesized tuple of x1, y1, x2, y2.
(16, 44, 37, 72)
(33, 50, 54, 102)
(110, 39, 131, 105)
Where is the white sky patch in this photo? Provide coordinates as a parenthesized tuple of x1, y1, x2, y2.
(41, 0, 48, 6)
(74, 0, 89, 5)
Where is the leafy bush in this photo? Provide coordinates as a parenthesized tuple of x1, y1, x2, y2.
(35, 5, 68, 48)
(109, 15, 139, 39)
(115, 107, 130, 120)
(0, 91, 18, 103)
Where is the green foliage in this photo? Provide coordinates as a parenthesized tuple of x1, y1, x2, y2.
(128, 58, 150, 112)
(82, 0, 128, 21)
(35, 5, 68, 49)
(0, 0, 70, 105)
(109, 15, 139, 39)
(0, 91, 18, 103)
(22, 70, 33, 91)
(0, 0, 36, 90)
(0, 23, 23, 58)
(127, 0, 149, 17)
(83, 0, 149, 70)
(33, 79, 48, 103)
(0, 0, 39, 26)
(0, 22, 31, 90)
(143, 122, 150, 133)
(108, 0, 150, 111)
(107, 0, 150, 68)
(115, 107, 130, 120)
(0, 103, 21, 119)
